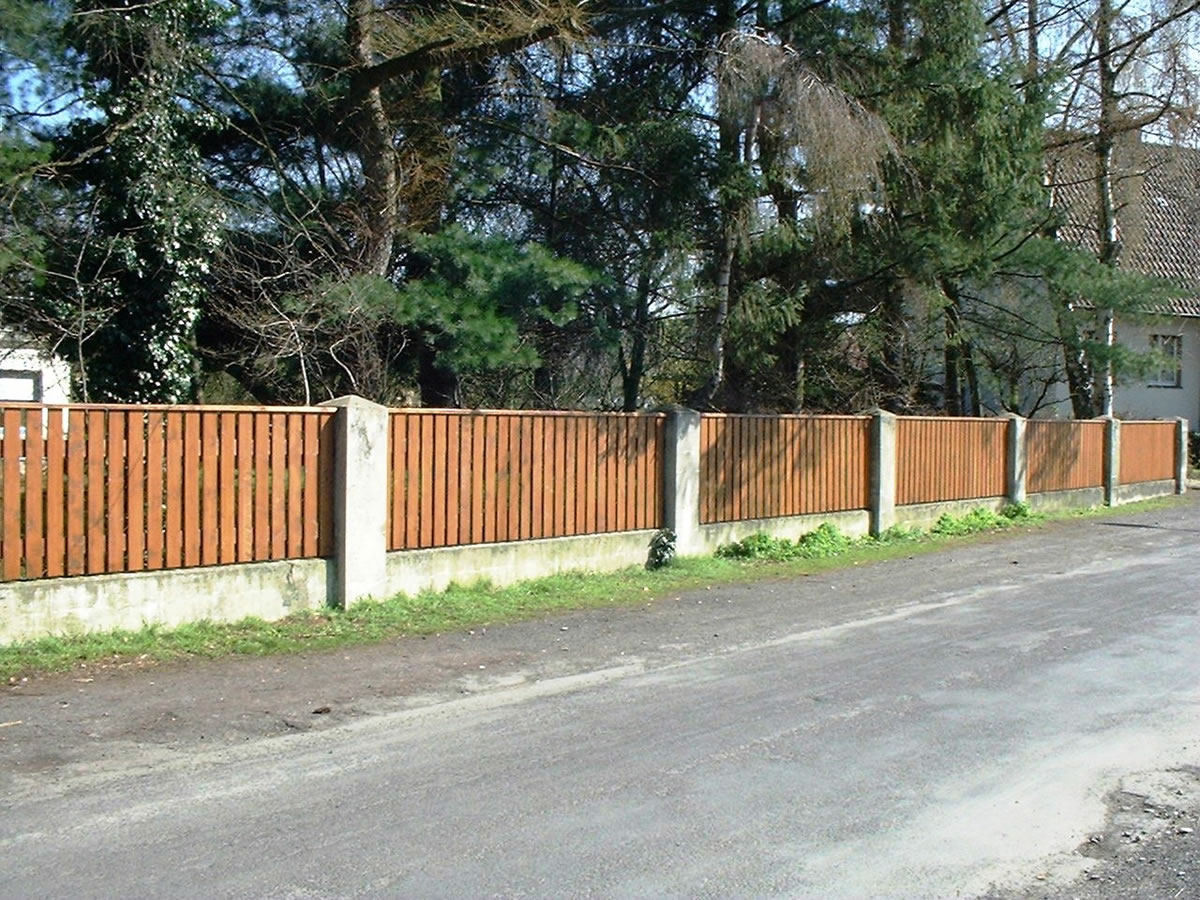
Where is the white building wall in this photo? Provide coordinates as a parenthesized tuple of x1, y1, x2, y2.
(0, 331, 71, 403)
(1113, 318, 1200, 425)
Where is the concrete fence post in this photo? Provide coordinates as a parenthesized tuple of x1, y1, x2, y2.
(320, 395, 390, 607)
(664, 407, 702, 556)
(1177, 418, 1190, 495)
(1103, 416, 1121, 506)
(1005, 414, 1028, 506)
(869, 410, 897, 537)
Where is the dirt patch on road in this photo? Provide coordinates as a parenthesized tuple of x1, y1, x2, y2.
(984, 768, 1200, 899)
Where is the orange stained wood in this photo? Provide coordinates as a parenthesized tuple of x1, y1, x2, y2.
(126, 413, 146, 572)
(236, 413, 254, 563)
(383, 410, 666, 551)
(1119, 421, 1177, 484)
(145, 412, 164, 571)
(894, 417, 1007, 506)
(269, 413, 286, 560)
(286, 413, 303, 559)
(86, 410, 107, 574)
(218, 413, 237, 564)
(252, 413, 270, 561)
(182, 412, 202, 568)
(45, 410, 66, 578)
(302, 413, 320, 558)
(66, 409, 87, 575)
(699, 415, 871, 524)
(23, 410, 44, 578)
(1026, 420, 1105, 492)
(200, 413, 220, 567)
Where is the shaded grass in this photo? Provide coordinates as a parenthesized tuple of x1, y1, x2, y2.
(0, 495, 1186, 682)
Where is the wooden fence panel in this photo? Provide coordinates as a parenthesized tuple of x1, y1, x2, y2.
(1027, 420, 1105, 493)
(1119, 421, 1177, 484)
(895, 417, 1008, 506)
(0, 404, 335, 582)
(386, 410, 666, 551)
(699, 415, 872, 525)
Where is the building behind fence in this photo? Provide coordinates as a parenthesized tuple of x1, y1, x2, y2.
(0, 400, 1187, 643)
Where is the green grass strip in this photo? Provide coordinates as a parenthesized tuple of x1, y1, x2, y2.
(0, 495, 1184, 682)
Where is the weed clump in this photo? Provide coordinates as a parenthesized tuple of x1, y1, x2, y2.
(717, 523, 851, 561)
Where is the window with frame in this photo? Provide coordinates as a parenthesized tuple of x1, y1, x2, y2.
(1148, 334, 1182, 388)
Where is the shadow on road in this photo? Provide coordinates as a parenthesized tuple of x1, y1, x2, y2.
(1099, 522, 1200, 534)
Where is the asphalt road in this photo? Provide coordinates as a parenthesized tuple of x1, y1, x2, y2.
(4, 500, 1200, 899)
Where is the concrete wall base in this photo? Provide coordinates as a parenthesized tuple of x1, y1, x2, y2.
(1113, 479, 1177, 505)
(384, 530, 657, 598)
(0, 557, 331, 645)
(1026, 486, 1105, 513)
(894, 497, 1007, 532)
(697, 510, 870, 555)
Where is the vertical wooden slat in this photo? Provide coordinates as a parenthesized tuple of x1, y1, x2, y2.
(530, 416, 544, 540)
(470, 416, 486, 545)
(125, 413, 145, 572)
(286, 413, 303, 558)
(103, 412, 125, 573)
(252, 413, 270, 561)
(165, 413, 185, 568)
(85, 410, 107, 574)
(269, 412, 286, 560)
(145, 412, 164, 570)
(199, 413, 219, 566)
(181, 412, 202, 567)
(22, 410, 44, 578)
(637, 419, 650, 528)
(550, 418, 565, 537)
(65, 409, 86, 575)
(441, 415, 458, 549)
(416, 414, 433, 548)
(428, 414, 447, 548)
(401, 414, 418, 550)
(567, 417, 581, 536)
(481, 415, 497, 544)
(633, 420, 643, 532)
(303, 413, 319, 557)
(596, 417, 610, 533)
(44, 409, 66, 578)
(506, 416, 521, 542)
(219, 412, 237, 563)
(2, 409, 23, 579)
(236, 413, 254, 562)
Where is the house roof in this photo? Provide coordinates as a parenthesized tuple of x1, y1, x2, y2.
(1049, 132, 1200, 317)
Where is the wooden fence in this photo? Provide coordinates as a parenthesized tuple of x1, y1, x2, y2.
(387, 410, 665, 551)
(1027, 420, 1106, 493)
(699, 415, 871, 525)
(0, 400, 1184, 586)
(895, 417, 1008, 505)
(0, 404, 334, 582)
(1119, 421, 1178, 484)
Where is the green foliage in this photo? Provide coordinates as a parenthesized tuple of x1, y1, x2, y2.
(395, 227, 595, 375)
(930, 507, 1009, 535)
(1000, 501, 1033, 520)
(717, 523, 853, 561)
(37, 0, 229, 401)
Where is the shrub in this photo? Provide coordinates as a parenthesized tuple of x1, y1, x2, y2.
(646, 528, 677, 569)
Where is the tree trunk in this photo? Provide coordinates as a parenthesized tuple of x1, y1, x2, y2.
(621, 268, 653, 412)
(347, 0, 398, 278)
(1095, 0, 1120, 417)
